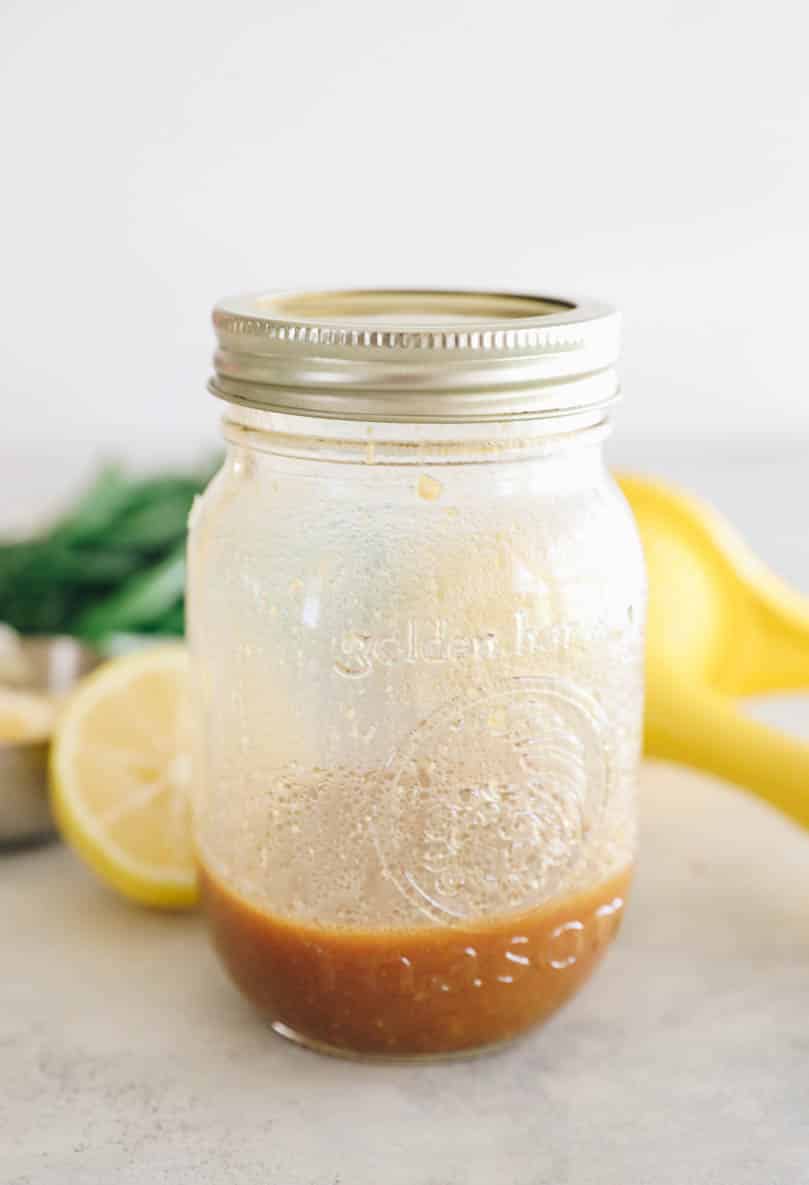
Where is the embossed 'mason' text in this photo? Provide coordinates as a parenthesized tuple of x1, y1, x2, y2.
(305, 892, 626, 997)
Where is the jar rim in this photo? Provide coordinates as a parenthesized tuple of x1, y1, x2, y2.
(209, 287, 621, 424)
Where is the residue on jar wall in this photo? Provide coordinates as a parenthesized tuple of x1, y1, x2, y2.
(417, 474, 443, 501)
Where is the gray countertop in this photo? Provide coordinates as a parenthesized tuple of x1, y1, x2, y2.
(2, 446, 809, 1184)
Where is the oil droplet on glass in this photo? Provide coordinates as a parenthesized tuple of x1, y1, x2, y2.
(233, 452, 255, 480)
(417, 474, 442, 501)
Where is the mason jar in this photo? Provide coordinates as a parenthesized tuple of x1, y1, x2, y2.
(188, 289, 645, 1058)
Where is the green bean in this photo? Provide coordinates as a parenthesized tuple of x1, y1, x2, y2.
(110, 489, 195, 552)
(55, 466, 137, 544)
(147, 601, 185, 635)
(52, 547, 142, 586)
(75, 544, 186, 640)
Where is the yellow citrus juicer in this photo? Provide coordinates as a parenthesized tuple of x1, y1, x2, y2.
(618, 474, 809, 830)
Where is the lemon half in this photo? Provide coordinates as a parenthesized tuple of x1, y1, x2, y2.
(50, 645, 197, 908)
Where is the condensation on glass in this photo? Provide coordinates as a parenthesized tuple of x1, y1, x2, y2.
(188, 289, 646, 1058)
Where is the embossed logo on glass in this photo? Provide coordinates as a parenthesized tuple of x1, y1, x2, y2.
(374, 676, 611, 923)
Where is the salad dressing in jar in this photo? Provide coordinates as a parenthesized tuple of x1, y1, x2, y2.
(189, 289, 645, 1058)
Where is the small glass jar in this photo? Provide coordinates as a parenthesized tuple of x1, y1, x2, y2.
(188, 289, 645, 1058)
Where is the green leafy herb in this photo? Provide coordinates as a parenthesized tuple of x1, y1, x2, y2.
(0, 457, 220, 643)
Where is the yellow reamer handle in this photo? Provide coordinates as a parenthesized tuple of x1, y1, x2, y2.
(617, 473, 809, 832)
(645, 674, 809, 832)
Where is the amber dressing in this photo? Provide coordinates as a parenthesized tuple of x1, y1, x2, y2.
(200, 863, 632, 1056)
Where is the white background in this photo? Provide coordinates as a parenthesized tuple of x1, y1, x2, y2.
(1, 0, 807, 466)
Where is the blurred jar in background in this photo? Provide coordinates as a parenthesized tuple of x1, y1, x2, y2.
(188, 288, 645, 1058)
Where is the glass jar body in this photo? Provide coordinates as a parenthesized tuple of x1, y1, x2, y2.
(188, 410, 645, 1058)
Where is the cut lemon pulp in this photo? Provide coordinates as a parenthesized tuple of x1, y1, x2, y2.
(50, 645, 197, 908)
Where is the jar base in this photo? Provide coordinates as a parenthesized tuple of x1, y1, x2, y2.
(269, 1019, 522, 1063)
